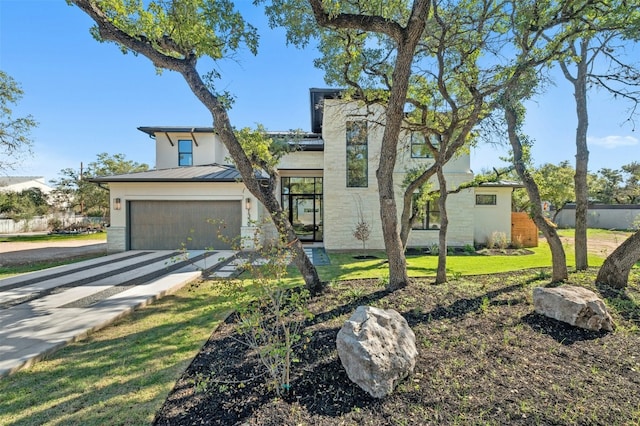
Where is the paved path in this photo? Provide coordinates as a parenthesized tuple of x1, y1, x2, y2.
(0, 249, 237, 378)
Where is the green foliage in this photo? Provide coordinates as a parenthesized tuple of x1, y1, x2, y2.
(0, 71, 37, 172)
(533, 161, 575, 213)
(234, 125, 295, 174)
(0, 188, 50, 220)
(587, 162, 640, 204)
(50, 152, 148, 216)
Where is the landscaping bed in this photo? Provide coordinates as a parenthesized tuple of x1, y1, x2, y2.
(154, 270, 640, 425)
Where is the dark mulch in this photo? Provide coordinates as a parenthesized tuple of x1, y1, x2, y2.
(154, 270, 640, 425)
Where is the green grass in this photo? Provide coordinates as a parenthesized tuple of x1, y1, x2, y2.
(0, 233, 106, 243)
(0, 279, 255, 426)
(310, 241, 606, 283)
(0, 229, 635, 424)
(0, 256, 107, 279)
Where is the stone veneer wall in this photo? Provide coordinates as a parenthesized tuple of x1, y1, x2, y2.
(106, 226, 126, 253)
(321, 100, 475, 250)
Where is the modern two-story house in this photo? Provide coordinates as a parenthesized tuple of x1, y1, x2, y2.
(95, 89, 519, 253)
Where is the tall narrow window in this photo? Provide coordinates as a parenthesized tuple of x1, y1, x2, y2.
(411, 194, 441, 230)
(178, 139, 193, 166)
(346, 121, 368, 187)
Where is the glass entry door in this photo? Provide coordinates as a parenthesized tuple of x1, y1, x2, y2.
(281, 177, 323, 242)
(291, 195, 322, 242)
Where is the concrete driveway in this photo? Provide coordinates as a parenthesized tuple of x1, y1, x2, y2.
(0, 248, 237, 377)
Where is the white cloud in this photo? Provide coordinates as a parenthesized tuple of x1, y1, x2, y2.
(588, 135, 639, 149)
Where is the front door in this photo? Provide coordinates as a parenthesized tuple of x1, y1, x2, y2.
(281, 177, 323, 242)
(291, 195, 322, 242)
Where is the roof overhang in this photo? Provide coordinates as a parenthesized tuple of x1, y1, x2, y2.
(90, 164, 268, 183)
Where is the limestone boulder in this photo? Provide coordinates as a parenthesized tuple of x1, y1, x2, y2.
(533, 285, 615, 332)
(336, 305, 417, 398)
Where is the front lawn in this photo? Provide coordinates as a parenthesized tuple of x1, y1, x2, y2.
(1, 234, 638, 425)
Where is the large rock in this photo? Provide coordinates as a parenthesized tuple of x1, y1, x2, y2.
(533, 285, 615, 332)
(336, 306, 417, 398)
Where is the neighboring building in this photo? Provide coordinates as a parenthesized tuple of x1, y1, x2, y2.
(553, 204, 640, 230)
(0, 176, 53, 194)
(94, 89, 519, 253)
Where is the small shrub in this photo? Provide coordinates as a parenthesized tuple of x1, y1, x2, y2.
(429, 243, 439, 256)
(511, 235, 524, 249)
(487, 231, 508, 249)
(231, 232, 313, 397)
(463, 244, 476, 254)
(48, 218, 62, 231)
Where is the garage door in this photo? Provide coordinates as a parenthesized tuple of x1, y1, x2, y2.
(128, 200, 242, 250)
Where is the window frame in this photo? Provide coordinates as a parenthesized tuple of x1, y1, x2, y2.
(410, 133, 436, 159)
(411, 194, 441, 230)
(475, 194, 497, 206)
(346, 121, 368, 188)
(178, 139, 193, 167)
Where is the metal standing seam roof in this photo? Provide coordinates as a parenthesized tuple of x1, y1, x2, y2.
(478, 180, 524, 188)
(137, 127, 325, 151)
(90, 164, 268, 183)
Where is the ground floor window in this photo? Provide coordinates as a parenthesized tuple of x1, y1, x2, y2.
(412, 194, 441, 230)
(476, 194, 497, 205)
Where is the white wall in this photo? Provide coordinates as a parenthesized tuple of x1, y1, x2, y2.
(554, 205, 640, 230)
(0, 177, 52, 194)
(473, 187, 514, 245)
(154, 132, 230, 169)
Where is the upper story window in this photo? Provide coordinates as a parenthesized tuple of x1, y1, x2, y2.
(410, 133, 436, 158)
(412, 194, 441, 230)
(476, 194, 497, 205)
(346, 121, 368, 187)
(178, 139, 193, 166)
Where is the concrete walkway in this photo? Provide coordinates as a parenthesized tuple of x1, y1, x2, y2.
(0, 249, 237, 378)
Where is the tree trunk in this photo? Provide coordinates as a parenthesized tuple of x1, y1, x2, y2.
(182, 70, 324, 294)
(435, 166, 449, 284)
(308, 0, 431, 290)
(69, 0, 324, 294)
(375, 19, 430, 289)
(572, 39, 590, 271)
(596, 230, 640, 289)
(505, 104, 568, 282)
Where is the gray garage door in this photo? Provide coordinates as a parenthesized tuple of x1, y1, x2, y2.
(128, 200, 242, 250)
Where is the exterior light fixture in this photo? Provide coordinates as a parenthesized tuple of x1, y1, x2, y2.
(245, 197, 251, 210)
(114, 198, 122, 210)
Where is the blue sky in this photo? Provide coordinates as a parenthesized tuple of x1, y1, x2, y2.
(1, 0, 638, 183)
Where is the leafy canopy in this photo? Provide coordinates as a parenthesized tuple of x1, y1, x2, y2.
(0, 71, 37, 171)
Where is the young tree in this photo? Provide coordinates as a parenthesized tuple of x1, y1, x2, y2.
(70, 0, 323, 294)
(0, 71, 37, 172)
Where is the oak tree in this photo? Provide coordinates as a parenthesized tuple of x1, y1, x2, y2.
(70, 0, 323, 293)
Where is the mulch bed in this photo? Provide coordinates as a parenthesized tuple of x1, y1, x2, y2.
(153, 270, 640, 425)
